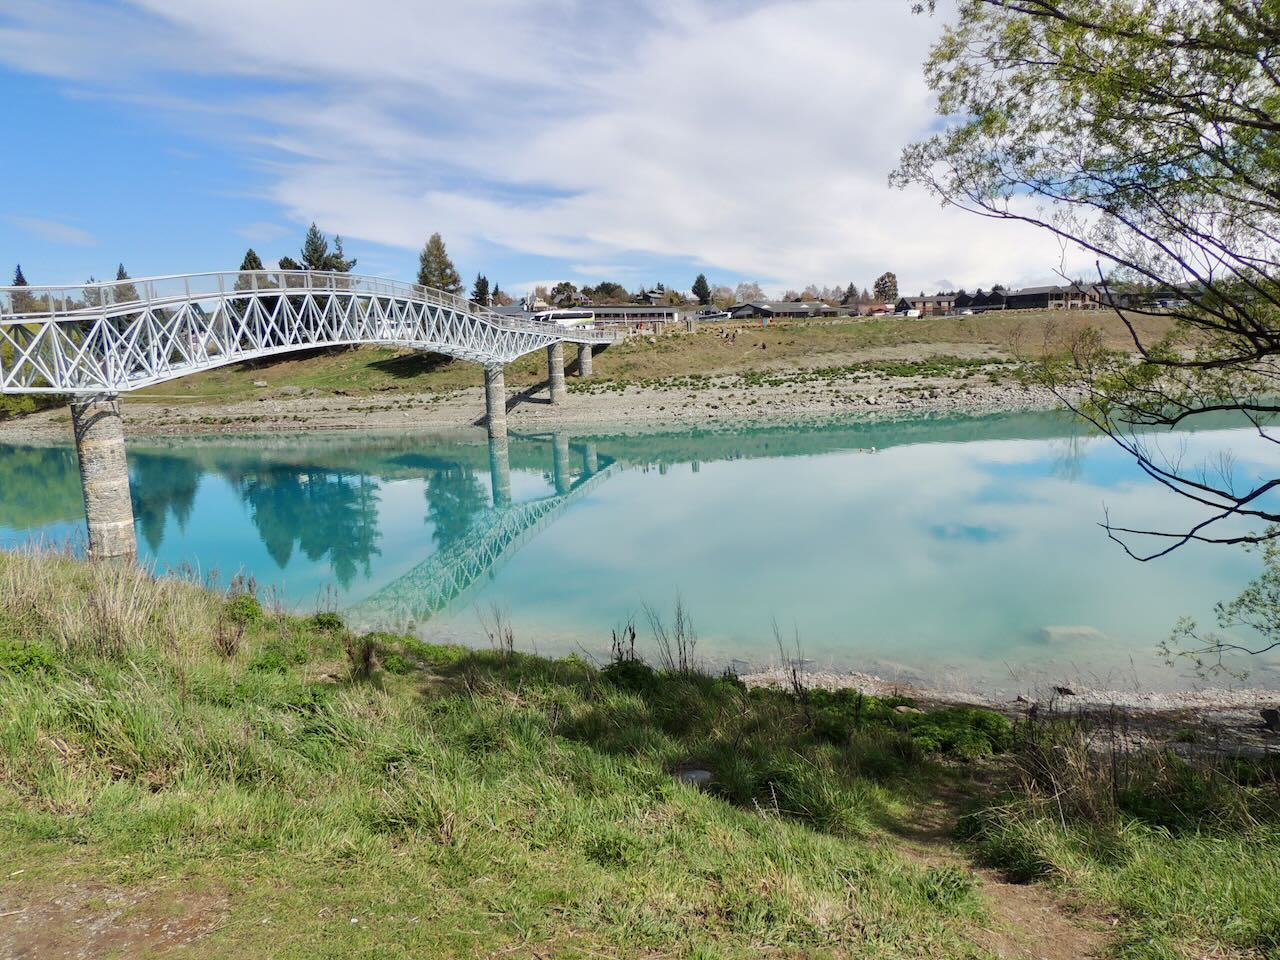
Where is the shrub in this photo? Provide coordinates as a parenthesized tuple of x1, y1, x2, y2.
(0, 638, 58, 675)
(601, 658, 658, 695)
(225, 593, 264, 626)
(308, 611, 346, 633)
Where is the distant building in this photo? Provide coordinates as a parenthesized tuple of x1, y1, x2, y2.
(728, 301, 835, 320)
(1004, 282, 1101, 311)
(895, 293, 957, 316)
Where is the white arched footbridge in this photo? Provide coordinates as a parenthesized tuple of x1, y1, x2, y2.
(0, 270, 616, 394)
(0, 270, 620, 561)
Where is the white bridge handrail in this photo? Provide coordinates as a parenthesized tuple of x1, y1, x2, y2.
(0, 269, 618, 394)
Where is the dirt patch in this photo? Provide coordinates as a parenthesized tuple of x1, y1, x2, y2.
(0, 879, 229, 958)
(890, 796, 1112, 960)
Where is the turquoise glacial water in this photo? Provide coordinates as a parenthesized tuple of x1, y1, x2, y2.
(2, 410, 1277, 692)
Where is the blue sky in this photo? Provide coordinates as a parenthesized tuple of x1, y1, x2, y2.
(0, 0, 1086, 297)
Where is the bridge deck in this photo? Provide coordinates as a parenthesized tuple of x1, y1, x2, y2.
(0, 270, 620, 395)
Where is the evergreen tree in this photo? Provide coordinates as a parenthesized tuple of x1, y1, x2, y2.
(691, 273, 711, 306)
(278, 256, 302, 271)
(300, 223, 329, 271)
(843, 282, 857, 304)
(114, 263, 139, 304)
(10, 264, 36, 313)
(325, 235, 356, 272)
(417, 233, 462, 295)
(235, 248, 269, 292)
(471, 273, 491, 307)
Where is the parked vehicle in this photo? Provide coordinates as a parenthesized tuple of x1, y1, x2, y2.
(529, 309, 596, 328)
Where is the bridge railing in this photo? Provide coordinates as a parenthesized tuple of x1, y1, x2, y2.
(0, 269, 620, 341)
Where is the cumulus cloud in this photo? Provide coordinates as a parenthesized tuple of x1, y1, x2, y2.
(0, 0, 1092, 290)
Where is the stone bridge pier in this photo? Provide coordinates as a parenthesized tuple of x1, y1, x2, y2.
(546, 343, 567, 404)
(69, 396, 137, 562)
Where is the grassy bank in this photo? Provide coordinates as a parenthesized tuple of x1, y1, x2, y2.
(0, 549, 1275, 958)
(124, 311, 1176, 407)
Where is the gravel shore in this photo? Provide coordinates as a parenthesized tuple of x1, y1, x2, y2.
(0, 368, 1058, 445)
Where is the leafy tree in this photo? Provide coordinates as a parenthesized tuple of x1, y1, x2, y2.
(582, 281, 629, 302)
(734, 281, 764, 303)
(491, 284, 514, 307)
(898, 0, 1280, 558)
(417, 233, 462, 296)
(873, 272, 898, 304)
(710, 285, 736, 309)
(691, 273, 711, 306)
(471, 273, 491, 307)
(550, 281, 579, 306)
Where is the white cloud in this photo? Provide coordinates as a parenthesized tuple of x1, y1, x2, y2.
(236, 222, 291, 244)
(7, 215, 96, 246)
(0, 0, 1093, 290)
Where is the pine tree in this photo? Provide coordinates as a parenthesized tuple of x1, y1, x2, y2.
(235, 248, 268, 292)
(691, 273, 711, 306)
(325, 235, 356, 272)
(114, 263, 139, 303)
(843, 282, 857, 304)
(300, 223, 329, 271)
(417, 233, 462, 295)
(10, 264, 36, 313)
(471, 273, 491, 307)
(278, 256, 302, 271)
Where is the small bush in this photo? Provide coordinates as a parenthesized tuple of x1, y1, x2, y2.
(0, 638, 58, 675)
(600, 658, 658, 694)
(225, 593, 264, 626)
(308, 611, 346, 633)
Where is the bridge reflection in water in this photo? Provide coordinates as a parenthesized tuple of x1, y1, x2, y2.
(350, 438, 615, 630)
(0, 411, 1112, 630)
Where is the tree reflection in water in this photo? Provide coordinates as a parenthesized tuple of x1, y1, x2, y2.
(236, 465, 381, 588)
(426, 462, 487, 550)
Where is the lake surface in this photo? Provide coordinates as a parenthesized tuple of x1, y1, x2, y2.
(3, 410, 1277, 693)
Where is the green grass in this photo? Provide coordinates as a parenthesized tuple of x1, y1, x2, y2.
(116, 310, 1177, 409)
(0, 548, 1276, 958)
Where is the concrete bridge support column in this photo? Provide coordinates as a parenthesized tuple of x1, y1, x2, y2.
(583, 442, 599, 476)
(488, 435, 512, 508)
(484, 364, 507, 440)
(546, 343, 567, 404)
(552, 433, 571, 495)
(577, 343, 593, 377)
(70, 396, 137, 562)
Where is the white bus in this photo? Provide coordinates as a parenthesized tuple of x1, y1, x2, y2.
(529, 309, 596, 328)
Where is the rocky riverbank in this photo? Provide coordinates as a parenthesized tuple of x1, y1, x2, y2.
(0, 363, 1059, 445)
